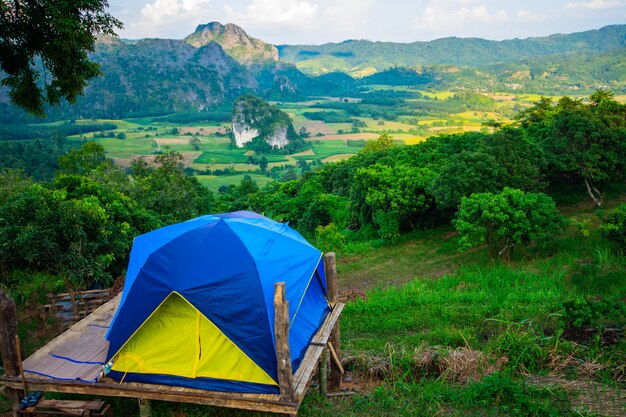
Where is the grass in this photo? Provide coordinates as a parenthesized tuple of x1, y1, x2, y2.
(91, 137, 157, 158)
(309, 140, 360, 160)
(196, 174, 274, 192)
(2, 200, 624, 416)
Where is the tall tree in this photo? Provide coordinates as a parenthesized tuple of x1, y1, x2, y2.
(0, 0, 122, 116)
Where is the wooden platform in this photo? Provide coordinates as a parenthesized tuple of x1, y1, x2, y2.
(1, 291, 344, 415)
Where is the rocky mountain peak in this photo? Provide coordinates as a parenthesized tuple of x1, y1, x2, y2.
(184, 21, 278, 65)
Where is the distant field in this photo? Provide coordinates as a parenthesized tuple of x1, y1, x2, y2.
(310, 140, 360, 159)
(89, 137, 156, 158)
(197, 174, 274, 192)
(322, 154, 356, 163)
(59, 88, 557, 190)
(313, 133, 379, 141)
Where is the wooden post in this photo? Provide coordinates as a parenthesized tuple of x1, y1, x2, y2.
(0, 290, 24, 416)
(324, 252, 342, 391)
(319, 349, 327, 396)
(274, 282, 296, 403)
(138, 398, 152, 417)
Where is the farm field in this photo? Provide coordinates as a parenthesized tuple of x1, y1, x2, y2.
(58, 88, 564, 191)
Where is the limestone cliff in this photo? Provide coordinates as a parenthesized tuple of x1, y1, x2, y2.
(231, 95, 297, 151)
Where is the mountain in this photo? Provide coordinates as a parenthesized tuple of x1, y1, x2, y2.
(6, 36, 259, 120)
(1, 23, 624, 122)
(184, 22, 278, 65)
(277, 25, 626, 76)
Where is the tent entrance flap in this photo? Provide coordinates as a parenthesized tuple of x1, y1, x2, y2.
(111, 292, 277, 386)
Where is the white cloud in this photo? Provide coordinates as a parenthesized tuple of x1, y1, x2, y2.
(323, 0, 374, 37)
(414, 1, 510, 30)
(515, 9, 544, 22)
(224, 0, 319, 27)
(565, 0, 625, 10)
(140, 0, 211, 24)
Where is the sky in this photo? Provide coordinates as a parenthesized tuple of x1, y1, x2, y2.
(107, 0, 626, 44)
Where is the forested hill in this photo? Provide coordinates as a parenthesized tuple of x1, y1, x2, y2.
(63, 37, 257, 118)
(277, 25, 626, 76)
(1, 24, 624, 122)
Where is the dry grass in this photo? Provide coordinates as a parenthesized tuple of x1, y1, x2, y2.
(437, 348, 506, 384)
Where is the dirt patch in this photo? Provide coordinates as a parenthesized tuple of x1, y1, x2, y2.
(561, 326, 624, 347)
(297, 120, 338, 135)
(155, 137, 193, 145)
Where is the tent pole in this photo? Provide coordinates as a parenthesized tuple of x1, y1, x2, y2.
(0, 290, 24, 417)
(274, 282, 296, 404)
(324, 252, 342, 391)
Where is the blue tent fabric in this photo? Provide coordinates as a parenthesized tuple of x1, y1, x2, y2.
(105, 211, 330, 393)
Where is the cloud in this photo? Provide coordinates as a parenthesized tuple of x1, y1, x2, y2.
(565, 0, 625, 9)
(224, 0, 319, 27)
(414, 1, 510, 30)
(515, 9, 545, 22)
(413, 1, 547, 35)
(323, 0, 374, 36)
(140, 0, 212, 24)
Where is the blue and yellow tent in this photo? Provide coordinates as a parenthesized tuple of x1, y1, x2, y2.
(105, 211, 330, 394)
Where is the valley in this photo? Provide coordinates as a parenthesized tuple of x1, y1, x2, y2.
(56, 90, 561, 191)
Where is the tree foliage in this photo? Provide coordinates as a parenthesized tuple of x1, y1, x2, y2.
(0, 0, 122, 115)
(454, 188, 564, 260)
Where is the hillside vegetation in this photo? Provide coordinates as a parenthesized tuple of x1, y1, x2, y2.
(278, 25, 626, 75)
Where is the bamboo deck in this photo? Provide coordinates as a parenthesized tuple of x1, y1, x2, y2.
(0, 293, 344, 415)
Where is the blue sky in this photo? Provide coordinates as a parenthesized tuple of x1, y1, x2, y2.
(107, 0, 626, 44)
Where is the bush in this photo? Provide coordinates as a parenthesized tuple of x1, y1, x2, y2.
(600, 203, 626, 253)
(314, 223, 346, 253)
(455, 188, 564, 260)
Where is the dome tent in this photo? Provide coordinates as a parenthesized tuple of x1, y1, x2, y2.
(105, 211, 330, 394)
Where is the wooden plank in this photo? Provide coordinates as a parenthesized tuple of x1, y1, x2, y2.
(274, 282, 296, 403)
(293, 303, 344, 399)
(36, 400, 105, 410)
(20, 294, 120, 383)
(0, 377, 297, 414)
(324, 252, 342, 391)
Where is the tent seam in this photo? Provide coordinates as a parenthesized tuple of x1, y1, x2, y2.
(289, 252, 324, 330)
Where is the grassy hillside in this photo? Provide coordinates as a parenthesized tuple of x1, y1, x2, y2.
(4, 197, 623, 416)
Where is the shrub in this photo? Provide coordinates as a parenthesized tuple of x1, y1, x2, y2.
(455, 188, 564, 260)
(600, 203, 626, 253)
